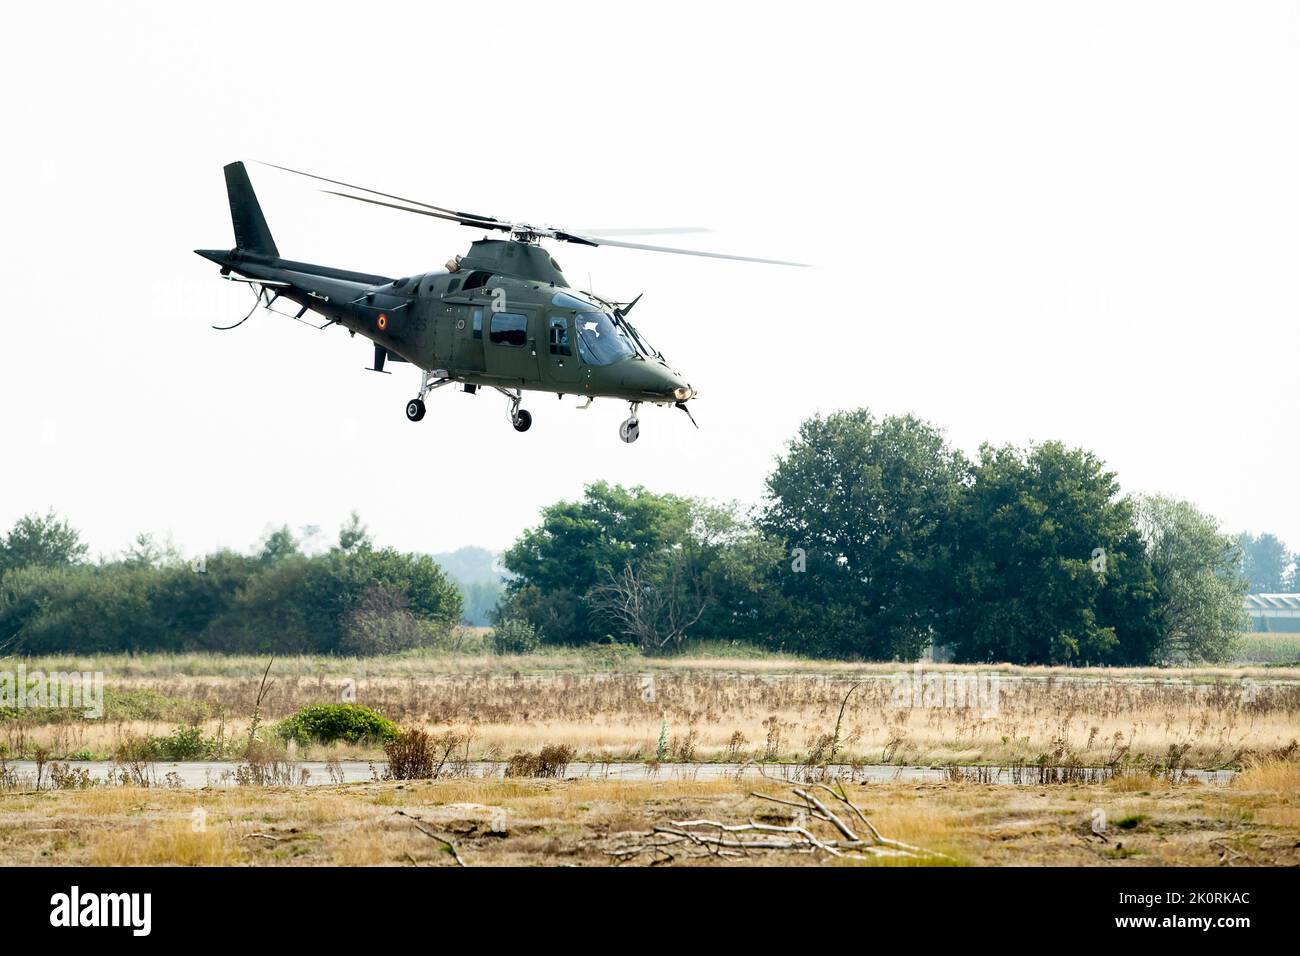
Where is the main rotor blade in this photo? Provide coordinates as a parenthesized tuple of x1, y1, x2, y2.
(568, 233, 811, 268)
(575, 227, 711, 237)
(321, 190, 512, 232)
(258, 160, 807, 265)
(256, 161, 503, 226)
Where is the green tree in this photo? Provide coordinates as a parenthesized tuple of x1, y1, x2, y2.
(1237, 532, 1290, 593)
(500, 483, 781, 649)
(346, 547, 462, 628)
(1137, 496, 1247, 662)
(338, 585, 433, 655)
(689, 502, 788, 645)
(761, 410, 968, 659)
(121, 532, 182, 569)
(337, 511, 371, 554)
(0, 563, 164, 654)
(948, 442, 1159, 665)
(500, 482, 695, 644)
(0, 519, 462, 656)
(257, 525, 301, 565)
(204, 546, 462, 654)
(0, 510, 87, 577)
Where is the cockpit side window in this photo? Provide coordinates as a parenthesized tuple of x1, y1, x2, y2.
(548, 315, 571, 356)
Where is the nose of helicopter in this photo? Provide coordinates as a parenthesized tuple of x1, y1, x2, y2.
(651, 365, 696, 403)
(618, 360, 694, 403)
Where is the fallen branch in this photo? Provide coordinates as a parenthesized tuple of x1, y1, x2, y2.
(607, 782, 952, 864)
(394, 809, 466, 867)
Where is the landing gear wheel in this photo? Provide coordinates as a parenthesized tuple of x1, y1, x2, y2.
(512, 409, 533, 432)
(619, 418, 640, 443)
(405, 399, 426, 422)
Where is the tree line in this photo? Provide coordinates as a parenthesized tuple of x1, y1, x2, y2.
(1237, 532, 1300, 594)
(497, 409, 1254, 665)
(0, 513, 461, 655)
(1, 407, 1270, 664)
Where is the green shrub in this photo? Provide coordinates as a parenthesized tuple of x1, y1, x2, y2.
(492, 618, 540, 654)
(276, 704, 399, 746)
(112, 726, 215, 762)
(154, 726, 211, 760)
(579, 641, 639, 669)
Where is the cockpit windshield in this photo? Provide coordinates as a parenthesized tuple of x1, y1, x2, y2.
(575, 311, 636, 366)
(620, 319, 659, 359)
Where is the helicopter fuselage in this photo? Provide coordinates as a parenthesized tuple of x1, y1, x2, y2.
(195, 238, 694, 407)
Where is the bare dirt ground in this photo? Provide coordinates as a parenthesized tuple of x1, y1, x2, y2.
(2, 766, 1297, 867)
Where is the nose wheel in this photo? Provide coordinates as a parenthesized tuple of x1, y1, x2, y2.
(494, 387, 532, 434)
(619, 403, 641, 443)
(405, 399, 426, 422)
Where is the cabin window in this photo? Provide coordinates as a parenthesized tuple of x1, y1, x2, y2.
(472, 308, 483, 340)
(490, 312, 528, 347)
(447, 277, 462, 294)
(548, 315, 571, 356)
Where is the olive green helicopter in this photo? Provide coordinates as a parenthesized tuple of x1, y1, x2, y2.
(196, 162, 806, 442)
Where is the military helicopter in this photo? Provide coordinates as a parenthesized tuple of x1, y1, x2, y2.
(196, 162, 806, 442)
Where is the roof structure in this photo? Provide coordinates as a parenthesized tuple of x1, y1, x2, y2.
(1244, 594, 1300, 616)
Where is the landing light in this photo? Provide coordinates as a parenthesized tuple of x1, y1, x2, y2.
(673, 386, 694, 402)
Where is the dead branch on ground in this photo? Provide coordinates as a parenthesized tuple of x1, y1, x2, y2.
(393, 809, 466, 866)
(606, 781, 952, 865)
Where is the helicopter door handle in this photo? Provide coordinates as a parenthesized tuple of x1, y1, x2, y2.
(529, 337, 537, 356)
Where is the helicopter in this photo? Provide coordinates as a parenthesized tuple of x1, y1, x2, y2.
(195, 162, 806, 442)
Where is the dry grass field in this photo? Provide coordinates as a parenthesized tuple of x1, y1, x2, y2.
(5, 651, 1298, 770)
(2, 758, 1298, 866)
(4, 652, 1299, 866)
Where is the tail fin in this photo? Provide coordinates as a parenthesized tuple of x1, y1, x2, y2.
(224, 161, 279, 256)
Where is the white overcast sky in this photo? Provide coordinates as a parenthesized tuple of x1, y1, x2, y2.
(1, 1, 1296, 560)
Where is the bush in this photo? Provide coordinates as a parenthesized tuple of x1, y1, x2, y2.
(492, 618, 540, 655)
(339, 585, 445, 655)
(113, 726, 215, 762)
(504, 743, 575, 778)
(579, 641, 639, 669)
(383, 728, 435, 780)
(276, 704, 399, 747)
(154, 726, 211, 760)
